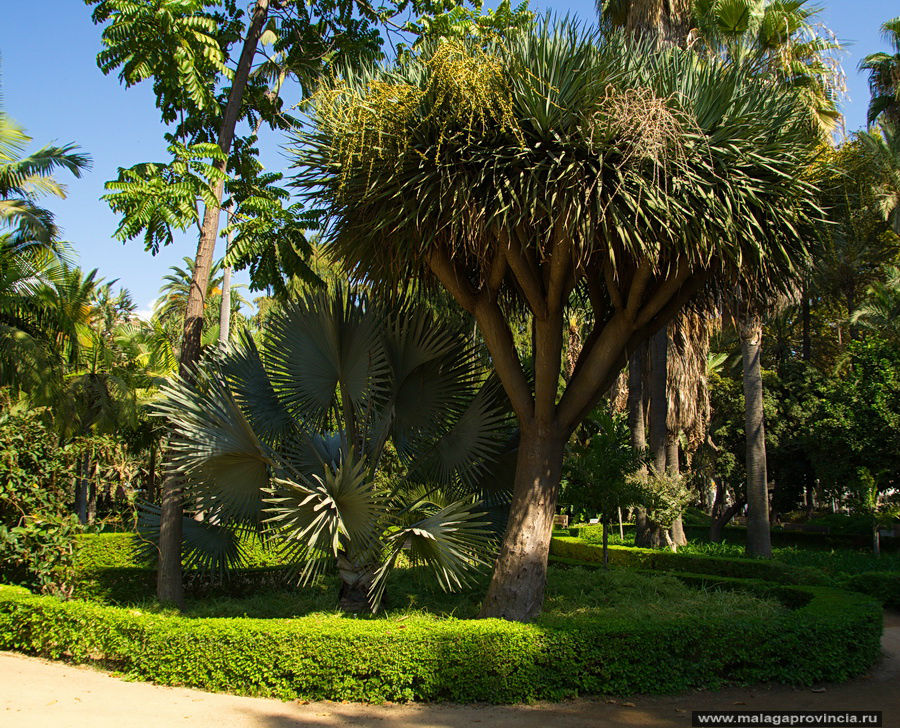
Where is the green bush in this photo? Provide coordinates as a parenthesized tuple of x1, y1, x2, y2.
(73, 533, 150, 571)
(0, 577, 881, 703)
(840, 572, 900, 608)
(74, 532, 291, 572)
(0, 411, 80, 595)
(550, 537, 829, 585)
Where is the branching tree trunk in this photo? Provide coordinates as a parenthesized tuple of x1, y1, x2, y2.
(740, 311, 772, 558)
(156, 0, 271, 607)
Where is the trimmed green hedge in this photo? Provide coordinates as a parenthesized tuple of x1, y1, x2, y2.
(549, 537, 829, 585)
(0, 578, 881, 703)
(71, 533, 297, 604)
(840, 572, 900, 609)
(569, 522, 898, 551)
(551, 536, 900, 608)
(73, 533, 289, 571)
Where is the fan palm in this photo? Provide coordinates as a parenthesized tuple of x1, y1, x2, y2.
(155, 286, 511, 612)
(293, 21, 822, 619)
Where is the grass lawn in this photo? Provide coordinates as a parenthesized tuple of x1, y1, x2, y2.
(116, 565, 787, 623)
(574, 523, 900, 577)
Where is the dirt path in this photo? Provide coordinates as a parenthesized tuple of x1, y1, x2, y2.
(2, 612, 896, 728)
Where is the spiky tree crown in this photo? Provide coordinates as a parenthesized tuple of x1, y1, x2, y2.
(297, 24, 820, 300)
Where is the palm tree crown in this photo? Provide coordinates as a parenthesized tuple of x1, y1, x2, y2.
(860, 17, 900, 127)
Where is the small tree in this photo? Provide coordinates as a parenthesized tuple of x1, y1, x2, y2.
(626, 469, 693, 552)
(154, 287, 511, 611)
(563, 411, 642, 566)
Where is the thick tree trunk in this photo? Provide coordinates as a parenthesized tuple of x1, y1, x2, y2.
(741, 313, 772, 558)
(156, 0, 271, 608)
(626, 0, 693, 46)
(710, 497, 745, 542)
(639, 327, 671, 548)
(480, 422, 565, 622)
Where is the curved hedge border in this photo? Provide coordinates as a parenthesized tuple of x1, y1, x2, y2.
(0, 573, 882, 703)
(550, 536, 900, 608)
(841, 572, 900, 609)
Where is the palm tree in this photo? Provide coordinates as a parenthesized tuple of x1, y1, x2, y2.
(155, 287, 510, 611)
(860, 17, 900, 127)
(294, 23, 823, 619)
(0, 109, 89, 250)
(851, 265, 900, 342)
(861, 122, 900, 235)
(599, 0, 839, 554)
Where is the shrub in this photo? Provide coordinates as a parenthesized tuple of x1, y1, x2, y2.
(840, 572, 900, 608)
(0, 410, 79, 595)
(0, 577, 880, 703)
(70, 533, 299, 604)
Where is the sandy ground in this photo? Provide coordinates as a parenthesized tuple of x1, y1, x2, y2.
(1, 612, 896, 728)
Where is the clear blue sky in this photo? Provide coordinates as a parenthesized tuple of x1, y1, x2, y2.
(0, 0, 893, 314)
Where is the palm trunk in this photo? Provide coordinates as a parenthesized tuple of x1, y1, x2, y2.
(801, 279, 811, 361)
(157, 0, 271, 608)
(74, 452, 89, 525)
(602, 513, 610, 568)
(667, 440, 687, 547)
(626, 0, 693, 46)
(741, 312, 772, 558)
(628, 342, 654, 546)
(147, 441, 157, 503)
(649, 328, 667, 475)
(644, 327, 670, 548)
(479, 422, 565, 621)
(336, 553, 378, 613)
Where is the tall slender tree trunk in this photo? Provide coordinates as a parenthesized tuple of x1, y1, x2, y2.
(219, 209, 233, 346)
(801, 278, 811, 361)
(641, 327, 668, 548)
(147, 441, 157, 503)
(667, 440, 687, 547)
(479, 421, 565, 622)
(156, 0, 271, 607)
(628, 342, 653, 545)
(740, 312, 772, 558)
(75, 452, 89, 525)
(649, 329, 668, 476)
